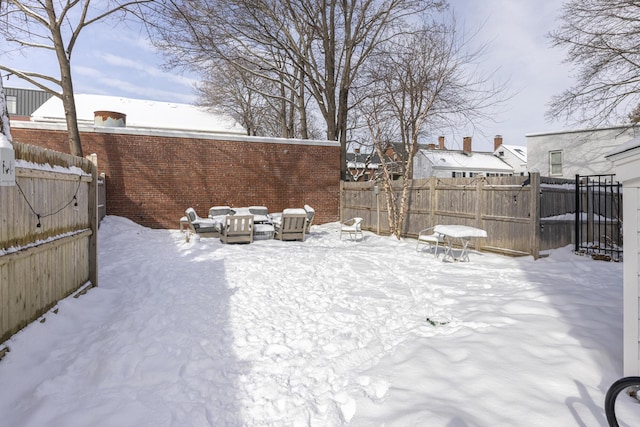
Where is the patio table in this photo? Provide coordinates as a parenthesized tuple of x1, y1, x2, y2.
(433, 225, 487, 262)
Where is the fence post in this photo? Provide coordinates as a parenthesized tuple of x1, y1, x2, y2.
(430, 177, 436, 227)
(340, 180, 345, 223)
(88, 161, 98, 287)
(530, 172, 541, 259)
(476, 177, 484, 250)
(575, 174, 580, 252)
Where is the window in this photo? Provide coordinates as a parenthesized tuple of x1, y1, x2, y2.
(549, 150, 563, 175)
(6, 96, 16, 115)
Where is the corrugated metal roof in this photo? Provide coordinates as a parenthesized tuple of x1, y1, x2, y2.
(5, 87, 52, 117)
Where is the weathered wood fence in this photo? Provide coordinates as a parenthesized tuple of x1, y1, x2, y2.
(1, 141, 97, 344)
(341, 174, 583, 258)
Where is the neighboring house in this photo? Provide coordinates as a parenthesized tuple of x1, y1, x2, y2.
(4, 87, 52, 121)
(346, 149, 381, 181)
(413, 136, 514, 179)
(493, 135, 527, 176)
(346, 142, 419, 181)
(30, 93, 247, 135)
(526, 125, 639, 179)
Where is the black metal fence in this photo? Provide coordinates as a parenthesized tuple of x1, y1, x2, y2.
(574, 174, 623, 261)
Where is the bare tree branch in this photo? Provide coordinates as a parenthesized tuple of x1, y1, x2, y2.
(0, 0, 155, 155)
(355, 16, 507, 238)
(548, 0, 640, 126)
(146, 0, 447, 179)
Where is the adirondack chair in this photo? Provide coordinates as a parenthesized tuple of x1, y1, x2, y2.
(220, 214, 254, 244)
(184, 208, 219, 237)
(273, 208, 307, 241)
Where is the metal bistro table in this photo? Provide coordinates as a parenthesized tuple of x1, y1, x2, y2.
(433, 225, 487, 262)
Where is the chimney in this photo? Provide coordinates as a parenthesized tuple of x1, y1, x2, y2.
(494, 135, 503, 151)
(463, 136, 472, 153)
(438, 136, 445, 150)
(427, 143, 436, 150)
(94, 110, 126, 127)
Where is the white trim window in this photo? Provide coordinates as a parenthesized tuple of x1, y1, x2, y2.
(549, 150, 563, 175)
(6, 95, 17, 115)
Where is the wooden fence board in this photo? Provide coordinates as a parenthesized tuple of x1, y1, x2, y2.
(1, 141, 97, 344)
(341, 174, 583, 257)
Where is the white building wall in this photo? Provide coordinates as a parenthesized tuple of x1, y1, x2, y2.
(623, 185, 640, 375)
(607, 141, 640, 376)
(413, 151, 436, 179)
(526, 126, 638, 179)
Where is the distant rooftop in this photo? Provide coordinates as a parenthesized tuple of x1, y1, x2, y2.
(418, 149, 513, 172)
(500, 144, 527, 162)
(31, 94, 246, 135)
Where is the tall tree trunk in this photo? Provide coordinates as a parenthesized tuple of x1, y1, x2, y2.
(0, 80, 12, 143)
(48, 4, 83, 157)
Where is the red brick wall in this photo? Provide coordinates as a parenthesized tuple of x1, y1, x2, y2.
(11, 126, 341, 229)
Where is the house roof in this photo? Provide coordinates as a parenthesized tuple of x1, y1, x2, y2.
(418, 149, 513, 172)
(606, 135, 640, 159)
(499, 144, 527, 162)
(30, 94, 246, 135)
(346, 151, 381, 169)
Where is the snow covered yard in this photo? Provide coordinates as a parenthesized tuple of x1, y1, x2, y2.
(0, 216, 625, 426)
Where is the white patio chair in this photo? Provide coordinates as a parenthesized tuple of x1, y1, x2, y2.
(416, 227, 443, 257)
(303, 204, 315, 234)
(340, 217, 363, 241)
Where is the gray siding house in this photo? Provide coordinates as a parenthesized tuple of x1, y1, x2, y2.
(5, 87, 52, 119)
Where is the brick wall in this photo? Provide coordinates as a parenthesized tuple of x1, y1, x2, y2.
(11, 124, 341, 229)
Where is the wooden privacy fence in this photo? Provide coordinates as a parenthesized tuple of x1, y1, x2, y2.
(341, 174, 581, 258)
(0, 141, 97, 344)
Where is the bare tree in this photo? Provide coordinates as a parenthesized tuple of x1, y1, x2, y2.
(548, 0, 640, 125)
(1, 79, 12, 142)
(195, 61, 272, 137)
(0, 0, 153, 156)
(355, 19, 505, 238)
(146, 0, 445, 179)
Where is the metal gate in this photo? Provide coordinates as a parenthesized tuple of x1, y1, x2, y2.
(574, 174, 623, 261)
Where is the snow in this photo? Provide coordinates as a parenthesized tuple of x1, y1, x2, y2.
(30, 94, 246, 135)
(0, 216, 625, 426)
(499, 144, 528, 163)
(543, 212, 615, 222)
(15, 159, 89, 177)
(418, 149, 513, 173)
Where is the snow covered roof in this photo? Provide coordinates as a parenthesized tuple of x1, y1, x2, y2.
(346, 151, 381, 169)
(500, 144, 527, 162)
(606, 135, 640, 159)
(30, 94, 246, 135)
(418, 149, 513, 172)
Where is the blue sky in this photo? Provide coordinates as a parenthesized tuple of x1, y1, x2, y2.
(2, 1, 573, 151)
